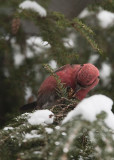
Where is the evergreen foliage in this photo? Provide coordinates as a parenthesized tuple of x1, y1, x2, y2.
(1, 0, 109, 127)
(43, 64, 68, 98)
(0, 111, 113, 160)
(0, 0, 114, 158)
(72, 18, 103, 55)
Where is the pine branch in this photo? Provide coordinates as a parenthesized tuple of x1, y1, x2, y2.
(72, 18, 103, 55)
(43, 64, 68, 98)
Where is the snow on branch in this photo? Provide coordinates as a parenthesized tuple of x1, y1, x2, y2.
(62, 94, 114, 130)
(19, 0, 47, 17)
(28, 110, 54, 125)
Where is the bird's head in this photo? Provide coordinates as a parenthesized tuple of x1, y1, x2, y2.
(74, 63, 100, 99)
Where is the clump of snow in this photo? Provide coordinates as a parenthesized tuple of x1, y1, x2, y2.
(78, 8, 93, 18)
(45, 127, 53, 134)
(62, 132, 67, 136)
(78, 156, 84, 160)
(97, 10, 114, 28)
(100, 62, 112, 86)
(88, 54, 99, 64)
(26, 36, 51, 57)
(11, 38, 31, 66)
(14, 53, 25, 66)
(63, 147, 69, 153)
(24, 133, 41, 139)
(49, 60, 57, 69)
(25, 87, 33, 101)
(26, 47, 34, 58)
(28, 110, 54, 125)
(27, 36, 51, 49)
(89, 130, 96, 142)
(11, 38, 25, 66)
(23, 130, 41, 142)
(63, 38, 74, 48)
(55, 126, 60, 130)
(62, 95, 114, 130)
(33, 151, 42, 154)
(3, 127, 14, 131)
(55, 141, 60, 145)
(63, 33, 75, 48)
(79, 8, 114, 28)
(19, 0, 47, 17)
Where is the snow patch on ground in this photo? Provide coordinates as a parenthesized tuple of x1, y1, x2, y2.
(19, 0, 47, 17)
(62, 95, 114, 130)
(28, 110, 54, 125)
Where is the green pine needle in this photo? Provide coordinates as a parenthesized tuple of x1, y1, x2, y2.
(43, 64, 68, 98)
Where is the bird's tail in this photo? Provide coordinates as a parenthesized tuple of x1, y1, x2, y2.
(20, 101, 37, 112)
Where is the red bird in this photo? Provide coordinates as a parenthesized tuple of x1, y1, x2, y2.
(21, 63, 99, 111)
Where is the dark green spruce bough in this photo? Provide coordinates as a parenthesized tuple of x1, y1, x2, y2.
(0, 111, 114, 160)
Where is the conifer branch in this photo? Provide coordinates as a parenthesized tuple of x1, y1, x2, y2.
(43, 64, 68, 98)
(72, 18, 103, 55)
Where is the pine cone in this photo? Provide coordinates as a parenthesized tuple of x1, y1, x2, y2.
(12, 18, 20, 34)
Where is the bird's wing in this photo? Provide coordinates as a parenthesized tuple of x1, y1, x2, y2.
(55, 64, 82, 73)
(54, 64, 71, 73)
(20, 101, 37, 112)
(37, 88, 58, 108)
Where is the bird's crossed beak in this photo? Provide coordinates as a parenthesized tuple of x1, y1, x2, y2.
(71, 83, 82, 98)
(72, 76, 100, 99)
(75, 76, 100, 94)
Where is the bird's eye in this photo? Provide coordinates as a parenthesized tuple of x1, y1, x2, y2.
(98, 76, 100, 79)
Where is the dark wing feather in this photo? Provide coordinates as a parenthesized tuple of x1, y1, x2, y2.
(54, 64, 71, 73)
(37, 89, 58, 109)
(20, 101, 37, 112)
